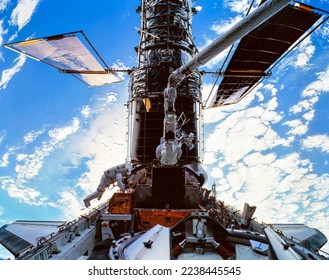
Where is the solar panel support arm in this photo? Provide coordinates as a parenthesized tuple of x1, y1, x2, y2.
(199, 70, 271, 78)
(59, 68, 131, 75)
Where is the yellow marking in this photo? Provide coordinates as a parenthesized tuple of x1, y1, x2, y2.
(143, 98, 152, 112)
(16, 39, 43, 46)
(296, 3, 313, 12)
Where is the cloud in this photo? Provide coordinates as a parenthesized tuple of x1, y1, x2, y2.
(301, 69, 329, 101)
(0, 177, 48, 205)
(15, 118, 80, 181)
(203, 75, 329, 233)
(205, 83, 287, 164)
(210, 148, 329, 226)
(211, 14, 244, 36)
(283, 119, 308, 136)
(58, 187, 114, 220)
(0, 19, 4, 46)
(289, 97, 319, 115)
(302, 66, 329, 97)
(48, 118, 80, 143)
(1, 90, 126, 215)
(0, 131, 5, 145)
(302, 109, 315, 122)
(286, 65, 329, 136)
(68, 95, 127, 196)
(0, 0, 10, 11)
(225, 0, 251, 14)
(23, 129, 45, 144)
(0, 54, 26, 90)
(15, 144, 52, 181)
(0, 151, 11, 168)
(302, 135, 329, 153)
(16, 153, 28, 162)
(0, 88, 127, 214)
(0, 146, 22, 168)
(0, 132, 9, 167)
(10, 91, 128, 214)
(206, 111, 286, 165)
(81, 105, 91, 118)
(0, 117, 80, 206)
(8, 32, 18, 43)
(0, 19, 9, 61)
(57, 190, 87, 220)
(320, 22, 329, 39)
(293, 37, 315, 68)
(9, 0, 40, 31)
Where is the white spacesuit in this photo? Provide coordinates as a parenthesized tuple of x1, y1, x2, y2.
(83, 163, 132, 207)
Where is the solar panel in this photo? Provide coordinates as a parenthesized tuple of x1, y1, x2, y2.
(4, 31, 122, 87)
(0, 225, 33, 258)
(207, 3, 322, 108)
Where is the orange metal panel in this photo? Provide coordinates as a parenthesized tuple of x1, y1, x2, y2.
(108, 193, 133, 214)
(134, 209, 193, 231)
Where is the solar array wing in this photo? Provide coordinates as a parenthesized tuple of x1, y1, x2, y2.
(4, 32, 122, 87)
(207, 4, 322, 108)
(0, 225, 33, 258)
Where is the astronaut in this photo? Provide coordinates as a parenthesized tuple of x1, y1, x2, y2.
(156, 137, 182, 165)
(83, 163, 132, 207)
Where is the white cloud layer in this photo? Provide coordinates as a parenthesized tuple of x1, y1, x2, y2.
(283, 119, 308, 136)
(47, 92, 128, 218)
(57, 190, 87, 220)
(0, 176, 48, 206)
(16, 118, 80, 181)
(0, 54, 26, 90)
(0, 151, 10, 168)
(72, 95, 127, 193)
(302, 135, 329, 153)
(0, 0, 10, 11)
(0, 19, 6, 57)
(23, 129, 45, 144)
(203, 75, 329, 244)
(0, 131, 5, 145)
(48, 118, 80, 143)
(225, 0, 251, 14)
(0, 90, 127, 214)
(9, 0, 40, 31)
(211, 14, 244, 36)
(293, 37, 315, 68)
(0, 118, 80, 205)
(286, 65, 329, 137)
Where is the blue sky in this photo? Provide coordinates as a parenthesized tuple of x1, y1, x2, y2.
(0, 0, 329, 259)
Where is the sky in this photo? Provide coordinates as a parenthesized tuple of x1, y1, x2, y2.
(0, 0, 329, 259)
